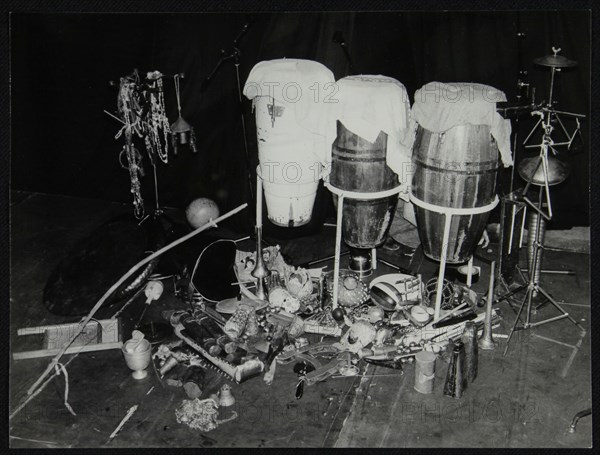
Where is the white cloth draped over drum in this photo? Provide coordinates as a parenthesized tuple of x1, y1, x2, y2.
(410, 81, 508, 263)
(326, 75, 413, 249)
(243, 59, 335, 227)
(411, 81, 513, 167)
(243, 58, 335, 165)
(323, 75, 414, 189)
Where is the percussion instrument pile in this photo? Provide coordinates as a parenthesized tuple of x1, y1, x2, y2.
(124, 48, 584, 403)
(243, 58, 514, 319)
(19, 45, 587, 426)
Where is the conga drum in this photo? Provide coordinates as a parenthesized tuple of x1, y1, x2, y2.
(330, 121, 400, 248)
(244, 59, 334, 227)
(410, 82, 511, 264)
(412, 124, 498, 263)
(327, 75, 412, 249)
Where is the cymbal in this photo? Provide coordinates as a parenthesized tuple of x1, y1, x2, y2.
(518, 156, 570, 186)
(533, 54, 577, 68)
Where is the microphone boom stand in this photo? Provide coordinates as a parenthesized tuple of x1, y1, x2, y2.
(202, 19, 256, 205)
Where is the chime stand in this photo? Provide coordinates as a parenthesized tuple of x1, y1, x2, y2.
(324, 180, 404, 310)
(106, 71, 185, 219)
(409, 192, 499, 321)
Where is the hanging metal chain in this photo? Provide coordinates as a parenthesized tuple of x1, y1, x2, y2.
(145, 73, 171, 164)
(112, 69, 178, 218)
(117, 75, 146, 219)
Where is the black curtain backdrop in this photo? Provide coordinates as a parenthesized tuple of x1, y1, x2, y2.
(11, 11, 590, 234)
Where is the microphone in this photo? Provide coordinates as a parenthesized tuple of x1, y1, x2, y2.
(332, 31, 345, 45)
(332, 30, 356, 75)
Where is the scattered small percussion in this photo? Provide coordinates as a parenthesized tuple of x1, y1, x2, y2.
(369, 273, 421, 311)
(424, 277, 456, 311)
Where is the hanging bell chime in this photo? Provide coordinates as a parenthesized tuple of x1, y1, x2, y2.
(171, 115, 197, 154)
(171, 74, 198, 155)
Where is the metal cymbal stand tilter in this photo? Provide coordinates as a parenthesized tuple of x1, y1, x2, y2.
(502, 48, 586, 357)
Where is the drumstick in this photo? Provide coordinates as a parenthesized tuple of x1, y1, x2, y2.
(377, 258, 412, 275)
(107, 405, 138, 442)
(430, 301, 469, 326)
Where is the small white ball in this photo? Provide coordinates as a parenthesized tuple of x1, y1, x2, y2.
(185, 198, 220, 228)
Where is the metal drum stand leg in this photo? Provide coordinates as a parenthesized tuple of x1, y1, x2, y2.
(409, 193, 499, 320)
(325, 181, 404, 309)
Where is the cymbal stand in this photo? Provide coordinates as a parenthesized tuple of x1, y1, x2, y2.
(502, 115, 586, 356)
(498, 52, 585, 294)
(521, 80, 584, 221)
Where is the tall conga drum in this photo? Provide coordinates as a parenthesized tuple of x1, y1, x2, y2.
(411, 82, 513, 263)
(244, 59, 334, 227)
(330, 122, 399, 248)
(327, 75, 412, 249)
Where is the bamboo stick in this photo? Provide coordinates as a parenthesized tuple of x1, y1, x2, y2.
(23, 203, 248, 398)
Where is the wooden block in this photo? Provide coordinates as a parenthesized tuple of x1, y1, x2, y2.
(13, 319, 123, 360)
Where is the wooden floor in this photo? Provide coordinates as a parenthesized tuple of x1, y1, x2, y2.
(9, 192, 592, 448)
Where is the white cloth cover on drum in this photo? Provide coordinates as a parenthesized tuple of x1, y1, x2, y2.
(412, 82, 513, 167)
(243, 59, 336, 226)
(324, 75, 414, 187)
(243, 58, 335, 165)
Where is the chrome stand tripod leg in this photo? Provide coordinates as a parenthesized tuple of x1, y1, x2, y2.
(535, 286, 586, 333)
(504, 210, 538, 356)
(503, 287, 531, 356)
(496, 283, 528, 309)
(524, 282, 535, 327)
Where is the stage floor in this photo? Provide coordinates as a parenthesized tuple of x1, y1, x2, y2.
(9, 191, 592, 448)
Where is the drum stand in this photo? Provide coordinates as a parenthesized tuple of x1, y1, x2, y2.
(408, 193, 499, 320)
(324, 180, 404, 310)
